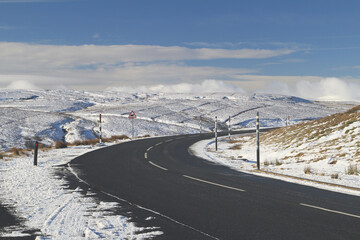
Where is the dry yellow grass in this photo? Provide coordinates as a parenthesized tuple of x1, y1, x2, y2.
(304, 165, 312, 174)
(262, 106, 360, 147)
(230, 144, 242, 150)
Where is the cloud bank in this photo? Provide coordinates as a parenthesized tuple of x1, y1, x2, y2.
(110, 80, 245, 94)
(6, 80, 40, 89)
(295, 78, 360, 101)
(0, 42, 294, 72)
(264, 78, 360, 102)
(0, 42, 294, 89)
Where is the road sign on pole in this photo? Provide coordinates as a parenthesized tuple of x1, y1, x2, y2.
(128, 111, 137, 139)
(128, 111, 136, 119)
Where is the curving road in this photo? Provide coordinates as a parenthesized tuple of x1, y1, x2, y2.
(68, 130, 360, 239)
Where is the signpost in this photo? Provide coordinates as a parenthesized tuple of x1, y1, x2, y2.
(128, 110, 137, 139)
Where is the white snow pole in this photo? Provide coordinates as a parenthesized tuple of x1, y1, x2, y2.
(215, 116, 218, 151)
(128, 111, 136, 139)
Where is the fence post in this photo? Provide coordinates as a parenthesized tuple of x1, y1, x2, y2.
(99, 114, 102, 143)
(34, 141, 38, 166)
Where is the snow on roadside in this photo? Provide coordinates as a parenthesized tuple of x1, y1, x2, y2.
(0, 143, 163, 239)
(190, 134, 360, 197)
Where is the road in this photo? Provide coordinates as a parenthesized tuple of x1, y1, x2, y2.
(68, 130, 360, 239)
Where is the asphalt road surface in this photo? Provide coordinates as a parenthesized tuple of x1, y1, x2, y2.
(68, 130, 360, 239)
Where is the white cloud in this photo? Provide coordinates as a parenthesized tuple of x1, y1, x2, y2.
(109, 80, 245, 94)
(0, 42, 294, 74)
(262, 77, 360, 102)
(6, 80, 39, 90)
(295, 78, 360, 101)
(0, 65, 255, 89)
(2, 42, 285, 89)
(0, 42, 296, 90)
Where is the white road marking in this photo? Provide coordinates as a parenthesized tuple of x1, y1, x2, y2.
(146, 146, 153, 152)
(144, 152, 148, 159)
(183, 175, 246, 192)
(300, 203, 360, 219)
(68, 164, 218, 240)
(149, 161, 168, 171)
(165, 139, 173, 143)
(155, 142, 163, 146)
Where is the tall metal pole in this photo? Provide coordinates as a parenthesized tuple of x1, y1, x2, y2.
(199, 116, 202, 134)
(256, 112, 260, 170)
(215, 116, 218, 151)
(228, 115, 231, 139)
(99, 114, 102, 143)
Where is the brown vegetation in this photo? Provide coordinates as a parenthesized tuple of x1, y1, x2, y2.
(346, 164, 359, 175)
(55, 141, 68, 149)
(9, 147, 25, 156)
(304, 165, 312, 174)
(331, 173, 339, 179)
(230, 144, 242, 150)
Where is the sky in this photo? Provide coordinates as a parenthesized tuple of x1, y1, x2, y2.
(0, 0, 360, 100)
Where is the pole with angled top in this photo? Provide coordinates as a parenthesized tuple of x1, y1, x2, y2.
(99, 114, 102, 143)
(228, 115, 231, 139)
(256, 112, 260, 170)
(215, 116, 218, 151)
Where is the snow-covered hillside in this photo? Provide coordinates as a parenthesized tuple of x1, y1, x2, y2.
(0, 89, 353, 152)
(191, 105, 360, 191)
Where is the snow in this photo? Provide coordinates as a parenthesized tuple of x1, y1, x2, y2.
(0, 143, 163, 239)
(190, 128, 360, 196)
(0, 89, 353, 151)
(0, 88, 357, 238)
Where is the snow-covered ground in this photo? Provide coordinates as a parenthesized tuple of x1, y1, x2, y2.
(190, 106, 360, 196)
(0, 89, 357, 238)
(0, 141, 163, 239)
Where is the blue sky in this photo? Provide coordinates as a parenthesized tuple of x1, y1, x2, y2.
(0, 0, 359, 98)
